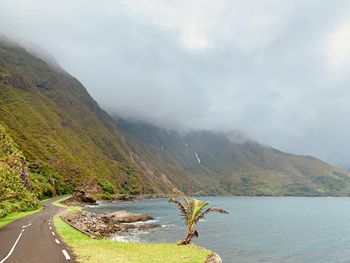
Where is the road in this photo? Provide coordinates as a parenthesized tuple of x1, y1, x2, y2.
(0, 198, 76, 263)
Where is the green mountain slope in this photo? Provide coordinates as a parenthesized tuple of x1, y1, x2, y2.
(0, 125, 38, 217)
(0, 39, 171, 196)
(116, 118, 350, 196)
(1, 38, 350, 199)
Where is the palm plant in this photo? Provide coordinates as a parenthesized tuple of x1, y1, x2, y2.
(169, 188, 228, 245)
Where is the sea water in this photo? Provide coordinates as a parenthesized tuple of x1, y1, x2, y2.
(87, 197, 350, 263)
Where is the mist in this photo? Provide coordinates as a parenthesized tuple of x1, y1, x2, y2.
(1, 0, 350, 168)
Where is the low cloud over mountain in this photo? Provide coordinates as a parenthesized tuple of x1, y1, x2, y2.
(1, 0, 350, 168)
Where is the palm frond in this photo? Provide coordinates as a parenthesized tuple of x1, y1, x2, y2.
(189, 199, 209, 221)
(172, 188, 189, 204)
(194, 207, 229, 223)
(169, 197, 188, 222)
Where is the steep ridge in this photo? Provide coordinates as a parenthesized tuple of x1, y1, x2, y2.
(116, 118, 350, 196)
(0, 39, 170, 196)
(1, 38, 350, 198)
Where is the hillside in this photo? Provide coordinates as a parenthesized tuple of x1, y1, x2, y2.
(0, 39, 172, 197)
(1, 38, 350, 199)
(116, 118, 350, 196)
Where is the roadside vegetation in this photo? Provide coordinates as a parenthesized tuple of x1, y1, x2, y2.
(0, 207, 42, 228)
(0, 126, 39, 218)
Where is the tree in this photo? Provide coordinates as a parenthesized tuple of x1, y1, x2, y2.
(169, 188, 228, 245)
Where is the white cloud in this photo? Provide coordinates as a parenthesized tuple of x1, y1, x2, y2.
(179, 24, 211, 49)
(326, 20, 350, 70)
(1, 0, 350, 168)
(118, 0, 292, 53)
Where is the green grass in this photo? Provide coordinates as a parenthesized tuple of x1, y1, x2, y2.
(52, 196, 81, 214)
(54, 217, 210, 263)
(0, 207, 42, 228)
(52, 195, 71, 208)
(40, 197, 54, 203)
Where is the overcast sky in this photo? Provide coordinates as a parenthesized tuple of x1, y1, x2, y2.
(1, 0, 350, 167)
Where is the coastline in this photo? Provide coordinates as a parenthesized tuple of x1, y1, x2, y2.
(54, 197, 219, 263)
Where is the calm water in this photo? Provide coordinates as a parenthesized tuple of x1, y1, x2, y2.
(87, 197, 350, 262)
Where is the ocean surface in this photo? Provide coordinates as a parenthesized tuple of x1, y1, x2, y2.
(86, 197, 350, 263)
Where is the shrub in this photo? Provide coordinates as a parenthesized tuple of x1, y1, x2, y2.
(98, 179, 116, 194)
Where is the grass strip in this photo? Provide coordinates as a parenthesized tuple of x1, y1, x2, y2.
(54, 214, 210, 263)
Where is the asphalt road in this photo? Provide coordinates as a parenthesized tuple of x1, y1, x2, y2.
(0, 198, 76, 263)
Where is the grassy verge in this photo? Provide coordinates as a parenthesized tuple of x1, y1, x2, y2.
(53, 195, 82, 215)
(0, 207, 43, 228)
(54, 215, 210, 263)
(52, 195, 72, 208)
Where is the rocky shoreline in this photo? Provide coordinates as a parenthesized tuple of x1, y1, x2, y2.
(60, 192, 222, 263)
(62, 210, 161, 238)
(62, 188, 176, 207)
(60, 190, 222, 262)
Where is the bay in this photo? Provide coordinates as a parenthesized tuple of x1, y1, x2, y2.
(87, 197, 350, 263)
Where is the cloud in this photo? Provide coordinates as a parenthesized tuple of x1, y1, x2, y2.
(326, 20, 350, 70)
(180, 24, 211, 49)
(1, 0, 350, 168)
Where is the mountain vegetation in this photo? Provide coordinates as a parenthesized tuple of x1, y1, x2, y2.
(0, 39, 171, 202)
(117, 119, 350, 196)
(1, 36, 350, 214)
(0, 125, 38, 217)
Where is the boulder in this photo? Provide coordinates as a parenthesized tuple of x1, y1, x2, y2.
(103, 211, 154, 223)
(138, 223, 161, 231)
(71, 189, 97, 204)
(119, 224, 136, 231)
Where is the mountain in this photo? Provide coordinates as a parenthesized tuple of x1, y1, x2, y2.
(0, 39, 174, 198)
(1, 38, 350, 201)
(116, 118, 350, 196)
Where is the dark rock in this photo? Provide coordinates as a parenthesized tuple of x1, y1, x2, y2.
(119, 224, 136, 231)
(65, 189, 97, 205)
(36, 81, 49, 90)
(138, 223, 161, 231)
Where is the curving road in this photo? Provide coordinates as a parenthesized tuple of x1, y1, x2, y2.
(0, 198, 76, 263)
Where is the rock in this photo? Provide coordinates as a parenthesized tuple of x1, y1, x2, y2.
(103, 211, 154, 223)
(138, 223, 161, 231)
(119, 224, 136, 231)
(49, 178, 55, 186)
(113, 195, 135, 201)
(62, 210, 158, 238)
(205, 253, 222, 263)
(85, 178, 101, 194)
(36, 81, 49, 90)
(71, 189, 97, 204)
(19, 168, 31, 189)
